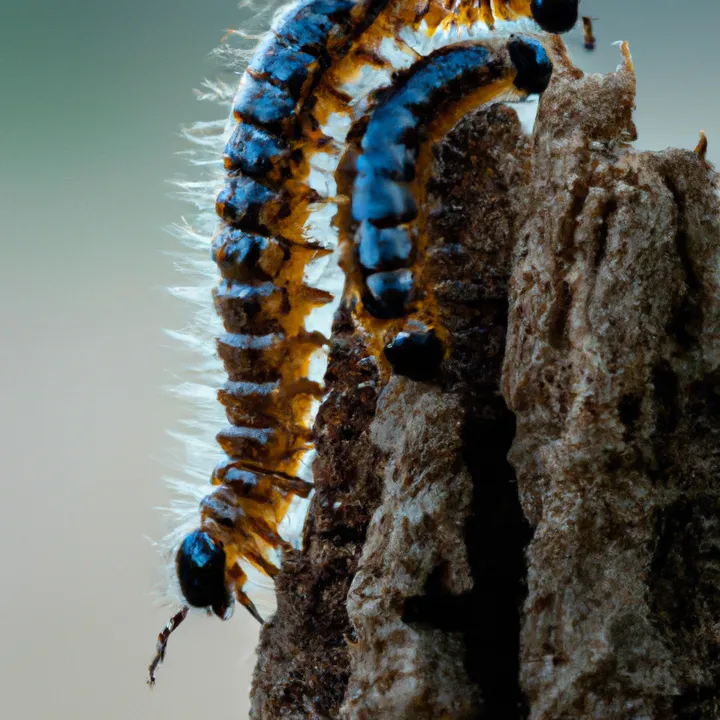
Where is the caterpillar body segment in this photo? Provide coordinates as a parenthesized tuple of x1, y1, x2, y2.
(150, 0, 579, 686)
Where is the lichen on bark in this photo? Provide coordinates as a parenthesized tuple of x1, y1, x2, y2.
(250, 41, 720, 719)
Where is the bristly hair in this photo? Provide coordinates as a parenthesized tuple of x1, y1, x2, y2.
(153, 0, 298, 616)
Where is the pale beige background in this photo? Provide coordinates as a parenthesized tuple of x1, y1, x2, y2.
(0, 1, 718, 718)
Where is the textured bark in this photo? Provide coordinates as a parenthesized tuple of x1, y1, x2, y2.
(502, 48, 720, 719)
(249, 307, 386, 718)
(250, 46, 720, 719)
(342, 104, 533, 720)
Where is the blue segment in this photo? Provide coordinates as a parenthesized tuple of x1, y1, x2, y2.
(215, 279, 279, 303)
(224, 123, 289, 177)
(356, 145, 416, 180)
(356, 221, 412, 272)
(233, 74, 296, 129)
(216, 176, 276, 228)
(354, 45, 498, 227)
(213, 458, 262, 492)
(280, 12, 336, 53)
(376, 45, 491, 119)
(277, 0, 356, 53)
(361, 106, 418, 154)
(364, 268, 413, 318)
(249, 36, 317, 99)
(211, 229, 282, 278)
(352, 173, 417, 226)
(216, 425, 275, 449)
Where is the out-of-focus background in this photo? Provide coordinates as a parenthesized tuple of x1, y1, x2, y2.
(0, 1, 717, 718)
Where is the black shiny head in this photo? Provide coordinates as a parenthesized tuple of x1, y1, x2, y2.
(508, 36, 553, 95)
(384, 329, 444, 382)
(530, 0, 579, 34)
(176, 530, 232, 619)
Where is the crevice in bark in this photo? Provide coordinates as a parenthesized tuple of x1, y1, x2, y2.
(559, 170, 591, 266)
(424, 103, 533, 718)
(647, 369, 720, 718)
(672, 685, 720, 720)
(461, 401, 531, 720)
(548, 279, 572, 350)
(402, 564, 475, 633)
(651, 361, 680, 435)
(662, 176, 704, 351)
(618, 392, 642, 436)
(593, 198, 617, 270)
(646, 360, 680, 490)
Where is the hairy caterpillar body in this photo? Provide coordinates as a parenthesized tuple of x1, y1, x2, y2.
(336, 36, 551, 379)
(149, 0, 578, 686)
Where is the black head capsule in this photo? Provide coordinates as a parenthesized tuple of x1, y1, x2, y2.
(530, 0, 579, 34)
(508, 36, 553, 96)
(176, 530, 233, 620)
(147, 529, 231, 687)
(383, 329, 444, 382)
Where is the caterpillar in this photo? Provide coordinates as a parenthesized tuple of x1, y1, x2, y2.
(148, 0, 579, 686)
(335, 36, 552, 380)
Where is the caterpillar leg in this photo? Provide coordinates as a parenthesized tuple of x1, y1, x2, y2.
(582, 16, 596, 51)
(243, 544, 282, 579)
(147, 606, 189, 687)
(247, 514, 293, 552)
(213, 457, 313, 499)
(229, 565, 264, 624)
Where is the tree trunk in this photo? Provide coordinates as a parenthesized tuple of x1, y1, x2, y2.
(249, 43, 720, 720)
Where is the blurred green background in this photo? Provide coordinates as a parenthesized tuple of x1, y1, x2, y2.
(0, 1, 718, 718)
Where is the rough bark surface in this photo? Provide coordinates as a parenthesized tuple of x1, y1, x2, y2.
(342, 103, 534, 720)
(249, 307, 386, 718)
(502, 48, 720, 719)
(250, 44, 720, 720)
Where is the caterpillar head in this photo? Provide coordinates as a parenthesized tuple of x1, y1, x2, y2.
(147, 529, 236, 687)
(384, 329, 445, 382)
(530, 0, 579, 35)
(176, 529, 234, 620)
(508, 35, 553, 96)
